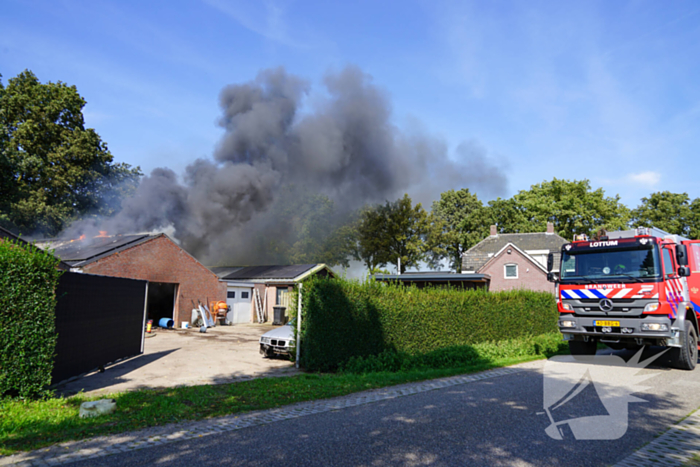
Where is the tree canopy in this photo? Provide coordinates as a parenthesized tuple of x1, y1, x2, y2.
(429, 188, 488, 271)
(511, 178, 630, 239)
(0, 70, 141, 236)
(631, 191, 700, 239)
(354, 194, 430, 274)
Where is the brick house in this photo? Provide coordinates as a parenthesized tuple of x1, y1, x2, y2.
(40, 234, 226, 326)
(461, 223, 568, 293)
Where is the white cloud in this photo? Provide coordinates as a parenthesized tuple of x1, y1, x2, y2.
(626, 171, 661, 186)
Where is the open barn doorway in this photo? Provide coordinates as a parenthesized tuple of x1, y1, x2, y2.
(147, 282, 177, 324)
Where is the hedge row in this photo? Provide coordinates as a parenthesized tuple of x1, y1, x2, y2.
(340, 333, 566, 374)
(0, 240, 62, 398)
(299, 278, 558, 372)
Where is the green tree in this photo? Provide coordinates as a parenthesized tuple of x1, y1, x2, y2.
(0, 70, 141, 235)
(287, 193, 355, 267)
(353, 204, 392, 274)
(483, 197, 531, 234)
(511, 178, 629, 239)
(430, 188, 488, 271)
(631, 191, 698, 238)
(249, 187, 356, 267)
(354, 194, 429, 274)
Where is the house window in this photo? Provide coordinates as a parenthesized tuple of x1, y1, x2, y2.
(227, 291, 235, 299)
(276, 287, 287, 306)
(241, 291, 249, 299)
(504, 264, 518, 279)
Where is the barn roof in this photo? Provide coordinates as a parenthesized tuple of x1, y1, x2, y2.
(37, 234, 159, 267)
(1, 226, 71, 270)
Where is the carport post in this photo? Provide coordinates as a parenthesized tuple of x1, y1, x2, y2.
(296, 283, 302, 369)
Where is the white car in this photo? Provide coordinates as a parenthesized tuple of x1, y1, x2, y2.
(259, 321, 295, 357)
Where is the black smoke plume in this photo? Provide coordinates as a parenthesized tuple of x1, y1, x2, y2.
(65, 66, 508, 264)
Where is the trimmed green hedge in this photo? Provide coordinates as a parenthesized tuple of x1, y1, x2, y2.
(0, 239, 62, 398)
(340, 333, 566, 374)
(299, 278, 558, 372)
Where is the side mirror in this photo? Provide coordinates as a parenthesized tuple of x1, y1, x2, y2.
(678, 266, 691, 277)
(547, 272, 558, 283)
(547, 252, 554, 272)
(676, 244, 689, 266)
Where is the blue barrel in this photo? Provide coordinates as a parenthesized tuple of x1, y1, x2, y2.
(158, 318, 174, 328)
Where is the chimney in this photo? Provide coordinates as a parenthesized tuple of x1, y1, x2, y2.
(546, 222, 554, 234)
(490, 225, 497, 237)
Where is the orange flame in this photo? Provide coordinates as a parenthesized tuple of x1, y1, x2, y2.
(96, 231, 109, 238)
(79, 234, 86, 241)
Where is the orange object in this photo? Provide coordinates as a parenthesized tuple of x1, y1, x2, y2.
(146, 319, 153, 333)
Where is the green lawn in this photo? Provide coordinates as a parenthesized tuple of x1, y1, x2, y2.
(0, 354, 546, 456)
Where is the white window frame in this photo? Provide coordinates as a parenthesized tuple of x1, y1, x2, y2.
(504, 263, 518, 279)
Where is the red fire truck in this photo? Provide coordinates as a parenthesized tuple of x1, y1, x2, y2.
(547, 227, 700, 370)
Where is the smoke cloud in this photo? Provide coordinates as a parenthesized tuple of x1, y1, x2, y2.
(66, 65, 508, 264)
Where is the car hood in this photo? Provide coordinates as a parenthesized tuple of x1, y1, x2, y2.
(261, 325, 294, 340)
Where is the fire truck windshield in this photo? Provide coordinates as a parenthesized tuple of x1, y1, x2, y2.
(560, 244, 661, 283)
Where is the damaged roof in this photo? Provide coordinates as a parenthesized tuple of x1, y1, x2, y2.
(1, 226, 71, 270)
(38, 234, 159, 267)
(221, 264, 333, 282)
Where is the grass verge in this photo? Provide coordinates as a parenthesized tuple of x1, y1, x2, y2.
(0, 353, 554, 456)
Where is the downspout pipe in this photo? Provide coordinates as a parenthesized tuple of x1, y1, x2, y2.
(296, 283, 302, 369)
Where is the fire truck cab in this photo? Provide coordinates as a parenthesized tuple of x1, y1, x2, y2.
(547, 227, 700, 370)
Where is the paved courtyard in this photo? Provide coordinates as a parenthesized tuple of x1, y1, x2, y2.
(54, 324, 298, 397)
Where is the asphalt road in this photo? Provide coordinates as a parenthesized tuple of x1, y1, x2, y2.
(64, 349, 700, 467)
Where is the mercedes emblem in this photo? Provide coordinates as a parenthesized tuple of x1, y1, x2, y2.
(599, 298, 614, 312)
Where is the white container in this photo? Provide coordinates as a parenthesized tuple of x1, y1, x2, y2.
(181, 321, 189, 329)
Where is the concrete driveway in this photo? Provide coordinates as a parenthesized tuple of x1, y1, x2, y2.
(54, 324, 299, 397)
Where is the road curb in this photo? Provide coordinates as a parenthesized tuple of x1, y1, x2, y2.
(613, 409, 700, 467)
(1, 367, 524, 466)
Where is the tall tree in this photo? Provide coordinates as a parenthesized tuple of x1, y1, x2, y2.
(353, 204, 391, 274)
(248, 188, 356, 267)
(482, 197, 531, 234)
(511, 178, 629, 239)
(287, 193, 355, 267)
(354, 194, 429, 274)
(430, 188, 488, 271)
(631, 191, 698, 238)
(0, 70, 141, 235)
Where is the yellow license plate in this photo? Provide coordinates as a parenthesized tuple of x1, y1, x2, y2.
(594, 320, 620, 327)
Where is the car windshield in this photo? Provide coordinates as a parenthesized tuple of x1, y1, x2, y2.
(560, 245, 661, 282)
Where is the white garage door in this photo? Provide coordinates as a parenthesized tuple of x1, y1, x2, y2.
(226, 287, 252, 324)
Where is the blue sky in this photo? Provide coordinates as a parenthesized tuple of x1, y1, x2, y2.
(3, 0, 700, 209)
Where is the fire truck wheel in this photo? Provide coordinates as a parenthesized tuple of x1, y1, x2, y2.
(671, 322, 698, 371)
(569, 339, 598, 356)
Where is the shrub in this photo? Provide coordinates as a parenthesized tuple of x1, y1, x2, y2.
(299, 278, 558, 372)
(340, 333, 566, 374)
(0, 239, 62, 398)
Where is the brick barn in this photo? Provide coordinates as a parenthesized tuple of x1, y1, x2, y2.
(41, 234, 226, 326)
